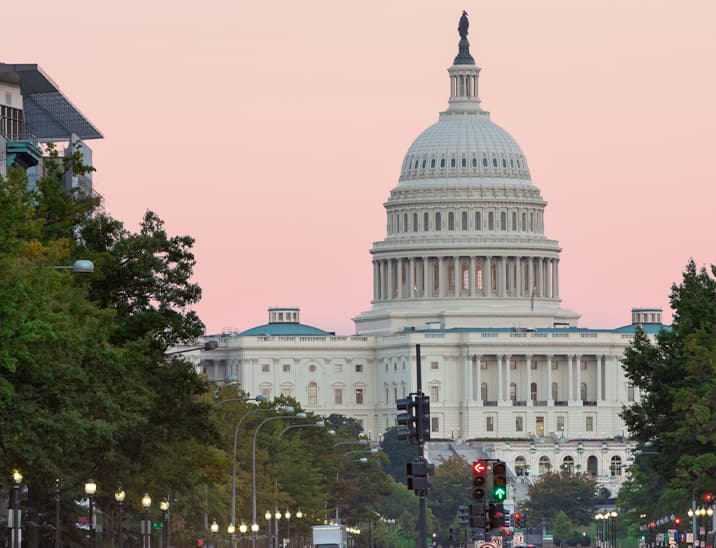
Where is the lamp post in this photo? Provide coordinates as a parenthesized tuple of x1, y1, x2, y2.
(295, 510, 303, 547)
(232, 405, 294, 528)
(211, 519, 219, 547)
(274, 510, 281, 548)
(239, 523, 248, 548)
(85, 480, 97, 548)
(55, 479, 61, 548)
(10, 470, 22, 548)
(284, 510, 291, 547)
(250, 523, 259, 548)
(252, 414, 307, 547)
(266, 510, 273, 548)
(610, 511, 618, 548)
(115, 488, 126, 548)
(228, 523, 236, 548)
(595, 514, 603, 548)
(160, 499, 170, 548)
(141, 494, 152, 548)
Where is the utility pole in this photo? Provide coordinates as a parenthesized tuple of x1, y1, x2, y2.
(416, 344, 427, 548)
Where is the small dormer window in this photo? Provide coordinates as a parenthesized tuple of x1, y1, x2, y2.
(483, 157, 488, 167)
(493, 158, 498, 167)
(502, 159, 507, 168)
(472, 157, 477, 167)
(430, 158, 436, 168)
(461, 158, 467, 168)
(421, 159, 426, 169)
(440, 158, 445, 168)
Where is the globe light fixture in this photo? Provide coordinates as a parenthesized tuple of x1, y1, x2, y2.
(141, 494, 152, 509)
(115, 489, 126, 503)
(265, 510, 272, 521)
(228, 524, 236, 535)
(211, 520, 220, 534)
(12, 470, 23, 484)
(84, 480, 97, 496)
(251, 523, 259, 532)
(239, 523, 248, 534)
(296, 510, 303, 519)
(84, 480, 97, 548)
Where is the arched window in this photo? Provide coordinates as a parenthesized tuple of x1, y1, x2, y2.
(552, 382, 559, 401)
(530, 212, 534, 231)
(512, 211, 517, 231)
(483, 157, 488, 167)
(440, 158, 446, 168)
(562, 456, 575, 474)
(307, 382, 318, 406)
(435, 212, 442, 231)
(502, 159, 507, 168)
(472, 157, 477, 168)
(509, 382, 517, 401)
(610, 456, 622, 476)
(500, 212, 506, 230)
(580, 382, 587, 401)
(424, 212, 429, 231)
(493, 158, 498, 167)
(413, 213, 418, 232)
(488, 212, 495, 230)
(450, 158, 456, 168)
(461, 211, 468, 230)
(587, 455, 598, 476)
(421, 159, 426, 169)
(448, 212, 455, 230)
(530, 382, 537, 401)
(475, 211, 482, 230)
(461, 157, 467, 168)
(481, 382, 488, 401)
(403, 213, 408, 233)
(430, 158, 435, 169)
(522, 212, 527, 231)
(539, 456, 551, 475)
(515, 456, 527, 476)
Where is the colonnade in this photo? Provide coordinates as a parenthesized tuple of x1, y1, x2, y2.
(373, 255, 559, 301)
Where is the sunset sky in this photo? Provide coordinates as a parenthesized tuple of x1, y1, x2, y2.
(4, 1, 715, 335)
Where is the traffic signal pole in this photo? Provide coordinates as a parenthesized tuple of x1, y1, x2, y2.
(416, 344, 428, 548)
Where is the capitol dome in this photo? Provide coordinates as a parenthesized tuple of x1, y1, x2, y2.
(400, 116, 531, 183)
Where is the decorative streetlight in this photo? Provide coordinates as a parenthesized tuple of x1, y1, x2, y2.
(295, 510, 303, 545)
(265, 510, 272, 548)
(284, 510, 291, 546)
(53, 259, 95, 273)
(274, 509, 282, 548)
(595, 514, 604, 548)
(610, 511, 618, 548)
(211, 519, 219, 547)
(160, 499, 170, 548)
(228, 523, 236, 548)
(239, 522, 248, 548)
(10, 470, 22, 548)
(115, 488, 126, 548)
(84, 480, 97, 548)
(141, 494, 152, 548)
(250, 522, 259, 547)
(55, 478, 61, 548)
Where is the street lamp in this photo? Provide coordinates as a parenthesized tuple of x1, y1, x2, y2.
(141, 494, 152, 548)
(115, 488, 126, 548)
(274, 509, 281, 548)
(239, 523, 248, 548)
(232, 405, 295, 528)
(160, 499, 170, 548)
(595, 514, 604, 548)
(165, 339, 219, 356)
(252, 413, 307, 547)
(211, 519, 219, 547)
(266, 510, 273, 548)
(53, 259, 94, 273)
(10, 470, 22, 548)
(55, 478, 61, 548)
(610, 511, 618, 548)
(228, 523, 236, 548)
(285, 510, 291, 546)
(250, 522, 259, 547)
(84, 480, 97, 548)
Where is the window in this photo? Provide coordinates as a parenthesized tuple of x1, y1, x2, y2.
(448, 212, 455, 230)
(509, 383, 517, 401)
(486, 416, 494, 432)
(261, 363, 270, 373)
(283, 364, 291, 373)
(440, 158, 445, 168)
(281, 385, 292, 397)
(483, 157, 488, 167)
(421, 159, 426, 169)
(580, 382, 587, 401)
(355, 364, 363, 373)
(261, 386, 272, 399)
(539, 456, 552, 474)
(431, 417, 439, 432)
(627, 384, 635, 402)
(488, 212, 494, 230)
(586, 416, 594, 432)
(587, 455, 598, 476)
(424, 212, 429, 231)
(512, 212, 517, 231)
(557, 415, 565, 432)
(431, 361, 439, 370)
(515, 416, 524, 432)
(385, 387, 389, 403)
(472, 157, 477, 167)
(307, 382, 318, 405)
(481, 382, 488, 401)
(493, 158, 498, 167)
(522, 212, 527, 231)
(430, 385, 439, 402)
(562, 456, 574, 474)
(335, 364, 343, 373)
(461, 211, 468, 230)
(461, 157, 467, 168)
(475, 211, 482, 230)
(355, 388, 364, 405)
(334, 387, 343, 405)
(435, 212, 442, 231)
(610, 456, 622, 476)
(413, 213, 418, 232)
(515, 456, 527, 476)
(500, 211, 506, 230)
(450, 158, 456, 168)
(431, 158, 435, 168)
(530, 382, 537, 401)
(403, 213, 408, 232)
(502, 159, 507, 168)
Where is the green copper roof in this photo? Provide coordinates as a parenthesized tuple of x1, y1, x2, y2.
(239, 322, 331, 336)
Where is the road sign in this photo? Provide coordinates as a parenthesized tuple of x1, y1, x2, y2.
(491, 535, 503, 546)
(151, 521, 163, 530)
(477, 542, 497, 548)
(514, 533, 524, 545)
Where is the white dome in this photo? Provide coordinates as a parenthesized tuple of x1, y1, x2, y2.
(399, 116, 531, 183)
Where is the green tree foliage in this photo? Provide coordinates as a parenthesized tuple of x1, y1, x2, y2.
(619, 260, 716, 520)
(552, 511, 573, 547)
(426, 456, 472, 533)
(524, 471, 597, 526)
(380, 427, 419, 483)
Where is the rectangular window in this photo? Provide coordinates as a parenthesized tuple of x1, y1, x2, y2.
(486, 416, 494, 432)
(261, 364, 270, 373)
(430, 385, 439, 402)
(480, 360, 488, 370)
(431, 417, 439, 433)
(261, 387, 271, 399)
(282, 364, 291, 373)
(281, 386, 292, 397)
(334, 388, 343, 405)
(355, 364, 363, 373)
(431, 361, 439, 370)
(531, 361, 538, 370)
(557, 415, 565, 432)
(335, 364, 343, 373)
(627, 384, 635, 402)
(515, 416, 524, 432)
(586, 416, 594, 432)
(355, 388, 364, 405)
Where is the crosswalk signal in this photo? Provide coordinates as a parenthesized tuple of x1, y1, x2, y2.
(396, 396, 416, 442)
(492, 461, 507, 501)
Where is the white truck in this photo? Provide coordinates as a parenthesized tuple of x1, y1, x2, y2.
(312, 524, 347, 547)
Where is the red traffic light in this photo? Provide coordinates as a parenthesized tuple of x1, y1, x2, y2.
(674, 517, 681, 526)
(473, 460, 487, 474)
(705, 493, 714, 504)
(514, 512, 522, 520)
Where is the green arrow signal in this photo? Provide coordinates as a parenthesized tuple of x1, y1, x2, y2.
(493, 487, 507, 501)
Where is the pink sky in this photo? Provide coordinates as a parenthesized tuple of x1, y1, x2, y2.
(4, 1, 715, 335)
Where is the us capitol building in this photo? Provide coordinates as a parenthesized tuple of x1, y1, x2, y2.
(191, 14, 664, 498)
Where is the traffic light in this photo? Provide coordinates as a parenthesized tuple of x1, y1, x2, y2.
(492, 461, 507, 501)
(674, 516, 681, 528)
(488, 502, 505, 530)
(396, 396, 416, 441)
(416, 394, 431, 442)
(705, 492, 714, 505)
(513, 512, 522, 528)
(472, 460, 489, 501)
(470, 503, 487, 530)
(406, 459, 434, 493)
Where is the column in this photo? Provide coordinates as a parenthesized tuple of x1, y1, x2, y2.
(469, 256, 476, 297)
(554, 258, 560, 298)
(454, 256, 461, 297)
(596, 354, 603, 402)
(409, 258, 416, 298)
(396, 258, 403, 299)
(526, 355, 532, 403)
(528, 257, 534, 296)
(485, 256, 492, 297)
(497, 355, 503, 401)
(422, 257, 429, 297)
(547, 355, 553, 403)
(551, 259, 558, 299)
(439, 257, 447, 297)
(373, 261, 379, 300)
(463, 349, 471, 406)
(517, 257, 524, 297)
(576, 355, 582, 401)
(505, 354, 511, 401)
(475, 354, 482, 403)
(387, 259, 393, 300)
(501, 256, 507, 297)
(567, 355, 574, 401)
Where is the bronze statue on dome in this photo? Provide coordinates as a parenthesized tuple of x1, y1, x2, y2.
(458, 10, 469, 39)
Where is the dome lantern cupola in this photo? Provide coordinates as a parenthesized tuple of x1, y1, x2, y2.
(446, 11, 484, 116)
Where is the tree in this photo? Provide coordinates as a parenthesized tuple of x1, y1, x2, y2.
(523, 472, 597, 526)
(552, 511, 573, 547)
(426, 456, 472, 533)
(619, 260, 716, 520)
(380, 426, 420, 483)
